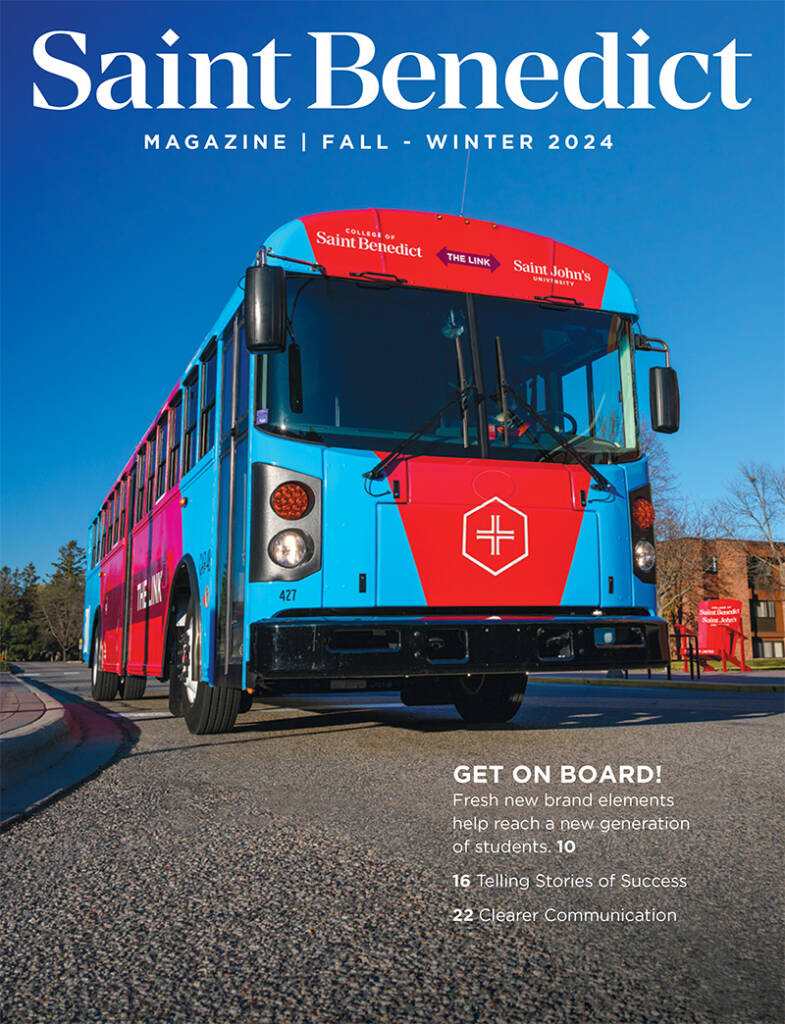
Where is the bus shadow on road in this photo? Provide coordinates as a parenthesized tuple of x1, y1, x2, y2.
(112, 686, 785, 761)
(230, 684, 784, 737)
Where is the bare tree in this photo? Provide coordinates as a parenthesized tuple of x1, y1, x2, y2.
(719, 463, 785, 580)
(639, 420, 679, 513)
(639, 421, 722, 631)
(654, 506, 724, 631)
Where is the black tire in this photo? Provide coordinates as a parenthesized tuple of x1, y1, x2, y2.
(239, 691, 253, 714)
(185, 679, 241, 735)
(91, 624, 119, 701)
(452, 673, 527, 724)
(173, 590, 239, 734)
(121, 675, 146, 700)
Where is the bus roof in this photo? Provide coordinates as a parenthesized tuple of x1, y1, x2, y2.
(262, 208, 637, 316)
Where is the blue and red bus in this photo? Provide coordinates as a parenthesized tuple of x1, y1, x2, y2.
(84, 208, 679, 732)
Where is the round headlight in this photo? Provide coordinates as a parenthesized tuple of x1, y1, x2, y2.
(634, 540, 656, 572)
(268, 530, 312, 568)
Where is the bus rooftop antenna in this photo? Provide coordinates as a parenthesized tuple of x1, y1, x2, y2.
(459, 150, 470, 216)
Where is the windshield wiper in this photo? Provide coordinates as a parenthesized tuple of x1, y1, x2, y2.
(493, 336, 610, 492)
(363, 384, 477, 481)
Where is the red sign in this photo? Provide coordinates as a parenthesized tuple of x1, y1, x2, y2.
(698, 600, 743, 656)
(300, 209, 613, 309)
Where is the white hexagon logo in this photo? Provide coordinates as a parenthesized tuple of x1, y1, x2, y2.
(462, 496, 528, 576)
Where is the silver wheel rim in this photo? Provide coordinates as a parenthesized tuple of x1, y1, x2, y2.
(92, 632, 100, 686)
(179, 605, 198, 705)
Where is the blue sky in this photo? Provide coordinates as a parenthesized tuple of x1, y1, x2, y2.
(1, 1, 783, 572)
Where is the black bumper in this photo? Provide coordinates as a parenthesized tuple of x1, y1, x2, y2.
(249, 614, 669, 682)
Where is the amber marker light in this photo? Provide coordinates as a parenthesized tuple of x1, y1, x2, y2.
(271, 482, 312, 520)
(631, 497, 656, 530)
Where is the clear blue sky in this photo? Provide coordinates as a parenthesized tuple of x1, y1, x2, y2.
(1, 1, 783, 572)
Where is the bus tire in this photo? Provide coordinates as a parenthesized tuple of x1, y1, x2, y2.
(173, 593, 239, 734)
(184, 678, 240, 735)
(122, 675, 146, 700)
(239, 691, 253, 714)
(91, 625, 118, 701)
(452, 673, 526, 724)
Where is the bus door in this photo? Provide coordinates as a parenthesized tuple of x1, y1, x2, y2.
(214, 317, 250, 687)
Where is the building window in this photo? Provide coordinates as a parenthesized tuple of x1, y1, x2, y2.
(168, 397, 182, 489)
(752, 638, 784, 659)
(751, 599, 777, 632)
(156, 416, 168, 500)
(183, 370, 199, 474)
(199, 341, 217, 459)
(703, 555, 719, 575)
(748, 555, 774, 589)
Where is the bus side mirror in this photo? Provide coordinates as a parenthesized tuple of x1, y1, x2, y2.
(649, 366, 680, 433)
(245, 265, 286, 353)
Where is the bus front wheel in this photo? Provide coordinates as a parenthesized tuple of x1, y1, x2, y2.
(173, 594, 239, 735)
(452, 673, 526, 724)
(91, 625, 118, 701)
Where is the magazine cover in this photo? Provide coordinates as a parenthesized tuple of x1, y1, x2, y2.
(1, 2, 783, 1023)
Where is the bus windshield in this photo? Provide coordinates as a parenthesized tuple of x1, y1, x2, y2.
(262, 274, 638, 463)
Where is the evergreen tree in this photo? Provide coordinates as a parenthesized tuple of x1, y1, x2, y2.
(0, 563, 41, 661)
(37, 542, 86, 661)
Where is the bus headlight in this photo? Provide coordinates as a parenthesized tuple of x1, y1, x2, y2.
(634, 540, 656, 572)
(268, 530, 312, 568)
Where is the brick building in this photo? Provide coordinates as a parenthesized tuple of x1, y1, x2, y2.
(659, 538, 785, 660)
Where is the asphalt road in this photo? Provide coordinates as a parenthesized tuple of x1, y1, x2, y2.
(2, 663, 783, 1024)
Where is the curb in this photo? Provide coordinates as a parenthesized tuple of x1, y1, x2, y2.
(0, 678, 78, 787)
(531, 674, 785, 695)
(0, 674, 136, 830)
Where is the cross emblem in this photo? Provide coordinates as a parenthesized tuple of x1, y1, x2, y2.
(475, 515, 516, 556)
(462, 496, 529, 576)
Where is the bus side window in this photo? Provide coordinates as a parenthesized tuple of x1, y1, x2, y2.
(119, 477, 127, 540)
(156, 415, 168, 500)
(183, 370, 199, 475)
(168, 396, 182, 489)
(106, 495, 114, 552)
(136, 448, 146, 522)
(112, 487, 121, 546)
(199, 342, 217, 460)
(128, 465, 137, 529)
(91, 517, 97, 568)
(237, 323, 250, 422)
(101, 504, 108, 559)
(145, 434, 156, 512)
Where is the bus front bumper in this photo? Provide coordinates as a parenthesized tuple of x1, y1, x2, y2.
(249, 614, 669, 682)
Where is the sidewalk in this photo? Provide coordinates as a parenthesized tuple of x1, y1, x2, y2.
(0, 672, 131, 828)
(0, 674, 76, 788)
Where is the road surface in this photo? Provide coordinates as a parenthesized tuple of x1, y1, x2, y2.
(2, 663, 782, 1024)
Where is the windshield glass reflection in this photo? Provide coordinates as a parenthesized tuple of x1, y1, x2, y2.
(262, 275, 637, 463)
